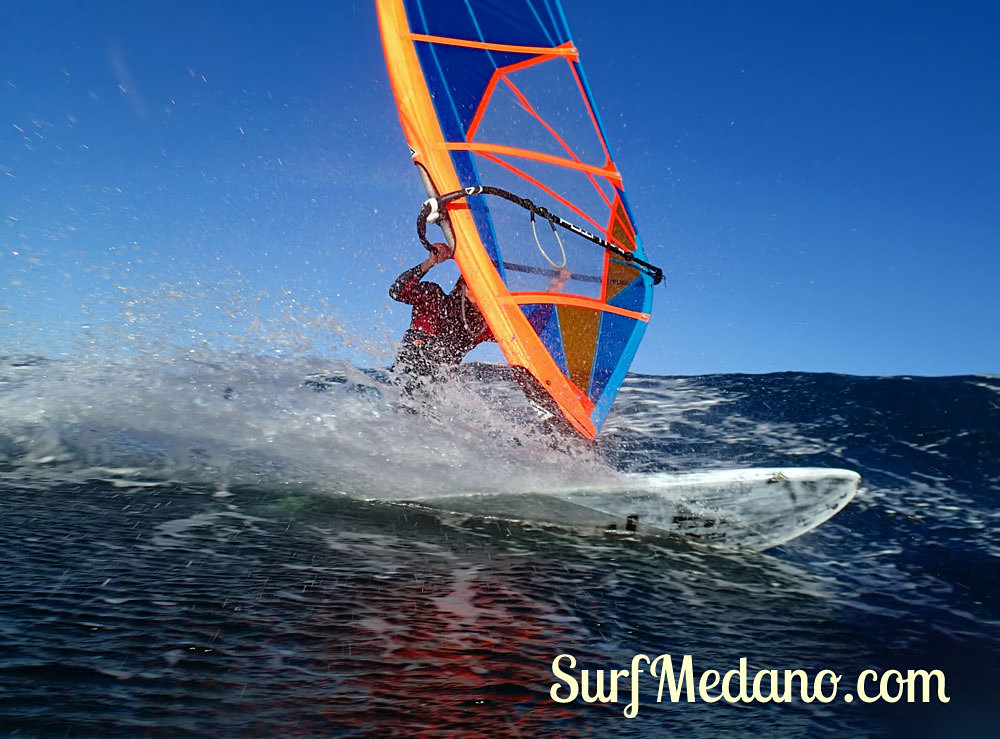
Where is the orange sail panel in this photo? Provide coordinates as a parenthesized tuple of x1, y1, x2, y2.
(377, 0, 655, 439)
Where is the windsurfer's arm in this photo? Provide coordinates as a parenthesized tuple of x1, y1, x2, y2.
(389, 265, 431, 304)
(548, 267, 571, 292)
(389, 243, 452, 304)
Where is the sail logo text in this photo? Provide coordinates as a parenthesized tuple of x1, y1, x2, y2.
(549, 654, 950, 717)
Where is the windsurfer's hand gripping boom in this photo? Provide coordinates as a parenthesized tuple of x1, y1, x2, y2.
(419, 242, 452, 273)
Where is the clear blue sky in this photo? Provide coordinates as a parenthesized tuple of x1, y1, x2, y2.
(2, 1, 998, 376)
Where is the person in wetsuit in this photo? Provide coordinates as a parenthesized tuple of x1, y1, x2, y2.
(389, 242, 575, 427)
(389, 242, 494, 381)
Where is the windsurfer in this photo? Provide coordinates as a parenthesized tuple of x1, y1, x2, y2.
(389, 242, 494, 380)
(389, 244, 571, 383)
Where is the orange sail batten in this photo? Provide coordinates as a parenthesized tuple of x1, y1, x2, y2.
(408, 33, 578, 58)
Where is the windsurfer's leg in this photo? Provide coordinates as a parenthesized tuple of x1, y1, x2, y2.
(390, 329, 438, 400)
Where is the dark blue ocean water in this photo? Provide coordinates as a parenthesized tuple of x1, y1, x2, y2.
(1, 355, 998, 737)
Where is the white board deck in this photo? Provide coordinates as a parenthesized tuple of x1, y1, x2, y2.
(397, 467, 860, 552)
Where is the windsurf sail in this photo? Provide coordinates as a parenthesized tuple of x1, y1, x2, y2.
(377, 0, 661, 439)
